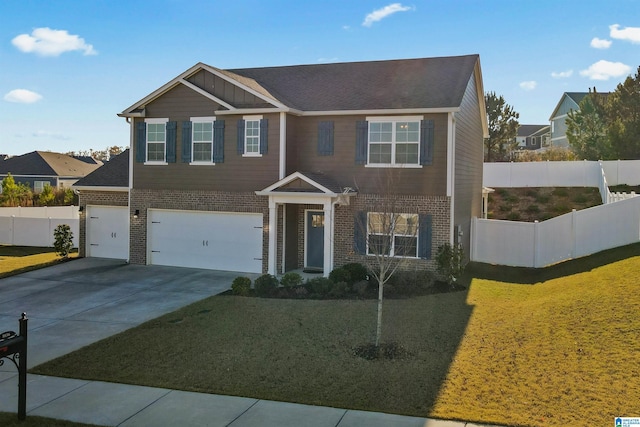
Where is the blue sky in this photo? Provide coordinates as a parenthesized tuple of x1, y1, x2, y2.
(1, 0, 639, 156)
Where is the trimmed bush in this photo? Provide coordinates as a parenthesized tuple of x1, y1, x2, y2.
(329, 281, 348, 298)
(352, 280, 369, 297)
(53, 224, 74, 258)
(306, 277, 332, 296)
(387, 270, 435, 296)
(342, 263, 368, 284)
(231, 276, 252, 296)
(329, 267, 350, 284)
(254, 274, 279, 297)
(280, 272, 303, 288)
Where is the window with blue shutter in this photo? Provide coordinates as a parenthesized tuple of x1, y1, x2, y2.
(418, 214, 433, 259)
(182, 121, 192, 162)
(318, 121, 334, 156)
(237, 119, 245, 155)
(166, 121, 177, 163)
(259, 118, 268, 155)
(213, 120, 225, 163)
(355, 121, 368, 164)
(354, 210, 367, 255)
(420, 119, 434, 166)
(136, 121, 146, 163)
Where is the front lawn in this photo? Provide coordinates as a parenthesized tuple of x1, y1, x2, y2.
(32, 245, 640, 427)
(0, 246, 77, 279)
(0, 412, 97, 427)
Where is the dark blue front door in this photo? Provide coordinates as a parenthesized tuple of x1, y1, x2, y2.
(306, 211, 324, 269)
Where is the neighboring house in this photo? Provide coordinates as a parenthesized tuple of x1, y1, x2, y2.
(84, 55, 487, 275)
(515, 124, 550, 150)
(73, 150, 130, 260)
(549, 92, 609, 148)
(0, 151, 101, 193)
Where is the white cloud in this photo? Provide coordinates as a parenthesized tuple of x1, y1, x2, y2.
(363, 3, 412, 27)
(32, 130, 71, 140)
(519, 81, 537, 91)
(610, 24, 640, 44)
(580, 60, 631, 80)
(12, 27, 97, 56)
(551, 70, 573, 79)
(590, 37, 612, 49)
(4, 89, 43, 103)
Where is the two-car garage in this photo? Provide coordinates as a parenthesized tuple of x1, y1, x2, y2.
(146, 209, 263, 274)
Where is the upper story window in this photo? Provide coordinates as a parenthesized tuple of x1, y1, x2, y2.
(145, 118, 168, 163)
(191, 117, 214, 163)
(366, 116, 422, 167)
(244, 116, 261, 156)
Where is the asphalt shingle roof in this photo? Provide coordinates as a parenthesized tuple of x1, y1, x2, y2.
(74, 150, 129, 188)
(0, 151, 100, 177)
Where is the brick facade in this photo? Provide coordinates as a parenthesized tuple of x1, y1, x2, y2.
(129, 189, 269, 270)
(78, 190, 129, 257)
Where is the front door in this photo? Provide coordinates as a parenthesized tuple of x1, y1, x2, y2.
(306, 211, 324, 270)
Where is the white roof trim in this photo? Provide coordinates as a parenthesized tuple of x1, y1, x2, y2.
(256, 171, 336, 196)
(178, 79, 236, 110)
(296, 107, 459, 116)
(215, 108, 292, 116)
(73, 186, 128, 192)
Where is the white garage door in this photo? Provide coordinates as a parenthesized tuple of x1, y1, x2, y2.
(86, 206, 129, 260)
(147, 209, 263, 273)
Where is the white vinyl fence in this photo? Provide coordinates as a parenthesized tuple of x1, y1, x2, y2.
(475, 161, 640, 267)
(0, 206, 79, 248)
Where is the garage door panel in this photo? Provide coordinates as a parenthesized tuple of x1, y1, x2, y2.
(86, 206, 129, 260)
(148, 210, 263, 274)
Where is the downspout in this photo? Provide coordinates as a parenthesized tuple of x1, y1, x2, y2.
(126, 117, 133, 263)
(447, 112, 456, 244)
(279, 112, 286, 179)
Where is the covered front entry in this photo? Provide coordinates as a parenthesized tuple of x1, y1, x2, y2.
(256, 172, 356, 277)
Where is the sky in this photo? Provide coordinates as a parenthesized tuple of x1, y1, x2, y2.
(1, 0, 639, 156)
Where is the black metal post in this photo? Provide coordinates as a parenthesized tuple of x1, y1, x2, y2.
(18, 312, 28, 420)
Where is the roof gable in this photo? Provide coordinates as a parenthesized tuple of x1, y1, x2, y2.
(73, 150, 129, 189)
(121, 55, 481, 116)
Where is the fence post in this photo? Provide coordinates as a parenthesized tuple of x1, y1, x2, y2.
(571, 209, 577, 260)
(533, 220, 539, 268)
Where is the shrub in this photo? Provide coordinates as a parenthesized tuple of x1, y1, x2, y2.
(435, 243, 465, 286)
(280, 272, 303, 288)
(231, 276, 251, 296)
(328, 281, 348, 298)
(254, 274, 279, 297)
(328, 267, 350, 284)
(535, 194, 551, 204)
(306, 277, 332, 296)
(505, 194, 519, 203)
(352, 280, 369, 297)
(388, 270, 435, 296)
(53, 224, 74, 258)
(341, 263, 368, 284)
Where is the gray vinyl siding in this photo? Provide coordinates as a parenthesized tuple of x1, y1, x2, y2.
(286, 114, 449, 196)
(453, 71, 484, 258)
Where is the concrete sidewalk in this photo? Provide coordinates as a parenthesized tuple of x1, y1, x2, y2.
(0, 373, 497, 427)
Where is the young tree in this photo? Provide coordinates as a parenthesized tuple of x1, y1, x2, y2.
(484, 92, 520, 162)
(607, 66, 640, 159)
(566, 88, 612, 160)
(1, 174, 32, 207)
(53, 224, 74, 258)
(354, 171, 421, 348)
(38, 184, 55, 206)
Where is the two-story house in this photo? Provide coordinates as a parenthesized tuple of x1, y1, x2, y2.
(80, 55, 487, 276)
(515, 124, 550, 150)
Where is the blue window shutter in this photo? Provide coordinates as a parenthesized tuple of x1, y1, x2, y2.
(136, 121, 146, 163)
(182, 121, 192, 163)
(213, 120, 225, 163)
(259, 118, 268, 154)
(166, 121, 177, 163)
(318, 121, 334, 156)
(418, 214, 433, 259)
(354, 211, 367, 255)
(237, 119, 245, 154)
(355, 121, 368, 165)
(420, 119, 434, 166)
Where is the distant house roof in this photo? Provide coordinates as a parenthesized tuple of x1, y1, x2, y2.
(549, 91, 610, 120)
(517, 124, 550, 138)
(73, 155, 104, 165)
(73, 149, 129, 190)
(0, 151, 101, 178)
(121, 54, 484, 116)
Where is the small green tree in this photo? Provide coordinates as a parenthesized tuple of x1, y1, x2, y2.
(436, 243, 465, 287)
(53, 224, 74, 258)
(566, 88, 612, 160)
(607, 66, 640, 159)
(484, 92, 520, 162)
(38, 184, 55, 206)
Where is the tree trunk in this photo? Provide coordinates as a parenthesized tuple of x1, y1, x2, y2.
(375, 274, 384, 348)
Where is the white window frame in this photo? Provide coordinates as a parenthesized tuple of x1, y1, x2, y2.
(34, 180, 51, 193)
(366, 212, 419, 258)
(366, 116, 422, 168)
(243, 115, 262, 157)
(190, 116, 216, 165)
(145, 118, 168, 165)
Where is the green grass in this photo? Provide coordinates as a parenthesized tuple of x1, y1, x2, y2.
(0, 412, 97, 427)
(31, 244, 640, 427)
(0, 246, 77, 279)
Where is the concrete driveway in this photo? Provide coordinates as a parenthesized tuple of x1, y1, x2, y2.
(0, 257, 255, 369)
